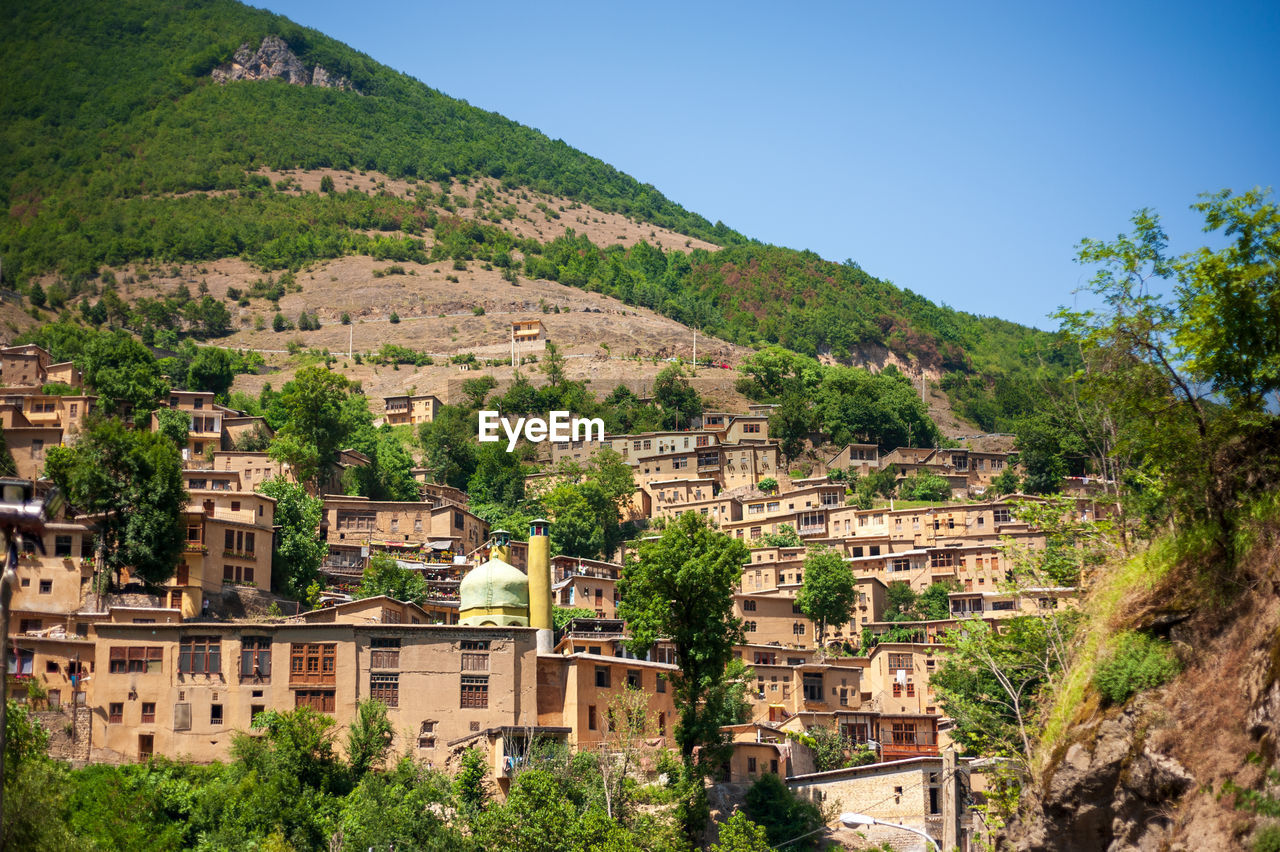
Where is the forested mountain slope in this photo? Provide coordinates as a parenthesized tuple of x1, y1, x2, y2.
(1, 0, 1064, 422)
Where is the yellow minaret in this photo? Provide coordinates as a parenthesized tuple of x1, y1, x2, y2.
(528, 519, 553, 645)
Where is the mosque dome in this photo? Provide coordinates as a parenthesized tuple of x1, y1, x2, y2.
(459, 552, 529, 626)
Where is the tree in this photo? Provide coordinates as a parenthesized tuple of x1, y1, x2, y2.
(468, 441, 529, 507)
(345, 429, 419, 501)
(419, 404, 478, 490)
(454, 747, 489, 816)
(897, 470, 952, 501)
(461, 374, 498, 409)
(541, 340, 567, 387)
(186, 346, 237, 398)
(1062, 189, 1280, 562)
(795, 547, 857, 647)
(267, 366, 354, 488)
(618, 512, 748, 770)
(769, 390, 813, 461)
(80, 329, 170, 419)
(933, 614, 1079, 765)
(652, 364, 702, 430)
(346, 698, 394, 779)
(543, 481, 615, 559)
(154, 407, 190, 448)
(357, 553, 429, 605)
(257, 477, 327, 601)
(756, 524, 802, 548)
(45, 416, 186, 586)
(742, 772, 824, 851)
(319, 174, 335, 193)
(712, 811, 773, 852)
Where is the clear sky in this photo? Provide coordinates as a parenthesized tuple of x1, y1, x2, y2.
(256, 0, 1279, 330)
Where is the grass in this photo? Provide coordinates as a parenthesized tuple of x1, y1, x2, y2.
(1037, 538, 1177, 765)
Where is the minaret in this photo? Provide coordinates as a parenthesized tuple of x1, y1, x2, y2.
(528, 519, 553, 651)
(491, 528, 511, 563)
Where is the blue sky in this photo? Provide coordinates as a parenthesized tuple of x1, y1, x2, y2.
(259, 1, 1279, 330)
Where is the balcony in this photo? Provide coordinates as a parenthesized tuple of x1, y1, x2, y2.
(798, 524, 827, 537)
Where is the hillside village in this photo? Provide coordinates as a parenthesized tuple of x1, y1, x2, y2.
(0, 334, 1100, 850)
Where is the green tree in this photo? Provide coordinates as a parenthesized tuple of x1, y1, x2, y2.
(652, 364, 702, 430)
(80, 329, 170, 419)
(357, 553, 430, 605)
(711, 811, 773, 852)
(461, 374, 498, 409)
(186, 345, 238, 398)
(618, 512, 748, 770)
(543, 480, 615, 559)
(419, 404, 478, 490)
(932, 614, 1079, 764)
(154, 407, 191, 448)
(742, 772, 824, 851)
(756, 524, 802, 548)
(319, 174, 335, 193)
(454, 747, 489, 816)
(257, 477, 327, 601)
(338, 757, 463, 851)
(267, 366, 354, 488)
(796, 547, 857, 647)
(346, 698, 394, 779)
(897, 470, 952, 501)
(468, 441, 530, 507)
(769, 390, 814, 461)
(45, 416, 186, 586)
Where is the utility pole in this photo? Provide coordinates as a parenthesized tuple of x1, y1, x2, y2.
(693, 328, 697, 372)
(511, 323, 516, 368)
(942, 746, 960, 852)
(348, 322, 352, 360)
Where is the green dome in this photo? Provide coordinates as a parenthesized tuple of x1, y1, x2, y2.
(459, 555, 529, 618)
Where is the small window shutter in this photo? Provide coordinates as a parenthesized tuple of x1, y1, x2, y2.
(173, 703, 191, 731)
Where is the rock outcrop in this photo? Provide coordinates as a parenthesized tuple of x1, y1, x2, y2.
(212, 36, 357, 92)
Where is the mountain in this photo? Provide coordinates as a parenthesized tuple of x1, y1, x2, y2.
(0, 0, 1067, 427)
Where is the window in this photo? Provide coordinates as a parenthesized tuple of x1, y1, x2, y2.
(110, 646, 163, 674)
(461, 653, 488, 671)
(656, 674, 667, 694)
(460, 675, 489, 708)
(747, 757, 758, 773)
(173, 702, 191, 730)
(991, 600, 1016, 611)
(627, 669, 642, 689)
(743, 600, 756, 612)
(241, 637, 271, 680)
(109, 702, 123, 723)
(658, 712, 666, 736)
(802, 673, 823, 702)
(588, 705, 597, 730)
(887, 653, 913, 672)
(39, 579, 52, 594)
(930, 551, 954, 569)
(336, 511, 376, 531)
(744, 621, 757, 632)
(595, 666, 611, 688)
(54, 535, 73, 557)
(793, 622, 806, 635)
(371, 637, 401, 669)
(209, 704, 223, 725)
(290, 643, 336, 685)
(370, 673, 399, 707)
(295, 690, 336, 712)
(141, 702, 156, 724)
(906, 683, 916, 697)
(993, 508, 1012, 524)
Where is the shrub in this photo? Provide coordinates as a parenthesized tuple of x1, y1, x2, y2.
(340, 312, 351, 325)
(472, 305, 485, 316)
(757, 477, 778, 493)
(1093, 631, 1182, 705)
(319, 174, 335, 193)
(389, 312, 400, 324)
(272, 312, 291, 332)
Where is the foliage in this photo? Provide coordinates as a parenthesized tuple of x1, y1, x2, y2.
(45, 415, 186, 586)
(264, 365, 358, 488)
(357, 553, 430, 606)
(756, 477, 778, 493)
(618, 512, 747, 774)
(257, 476, 327, 601)
(711, 811, 773, 852)
(897, 470, 952, 501)
(651, 364, 702, 430)
(1061, 189, 1280, 564)
(1092, 631, 1182, 705)
(554, 606, 598, 630)
(933, 613, 1080, 764)
(795, 547, 857, 646)
(419, 404, 478, 490)
(454, 747, 489, 816)
(345, 698, 394, 779)
(154, 407, 191, 448)
(742, 772, 824, 851)
(755, 524, 802, 548)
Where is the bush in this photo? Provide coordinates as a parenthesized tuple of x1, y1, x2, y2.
(340, 312, 351, 325)
(389, 312, 400, 324)
(757, 477, 778, 493)
(272, 312, 291, 332)
(1093, 631, 1181, 705)
(319, 175, 335, 193)
(472, 305, 485, 316)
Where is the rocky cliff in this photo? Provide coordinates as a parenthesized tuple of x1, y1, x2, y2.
(1003, 522, 1280, 851)
(212, 35, 358, 92)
